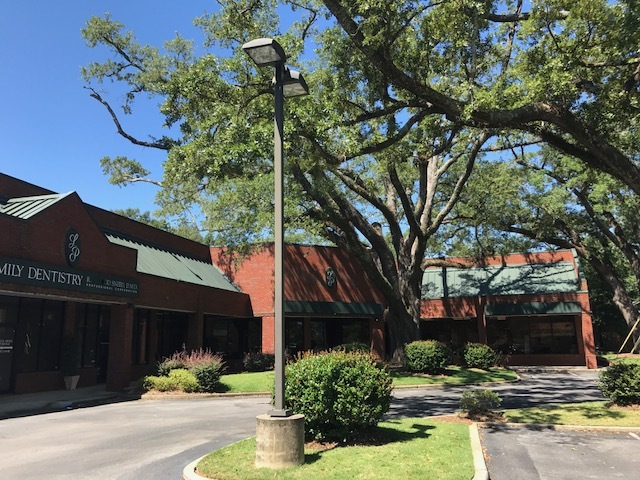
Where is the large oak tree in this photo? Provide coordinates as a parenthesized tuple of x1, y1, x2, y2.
(82, 1, 639, 357)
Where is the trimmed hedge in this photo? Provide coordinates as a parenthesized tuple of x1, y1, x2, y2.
(463, 343, 499, 370)
(599, 362, 640, 405)
(404, 340, 452, 374)
(284, 350, 392, 441)
(144, 369, 200, 392)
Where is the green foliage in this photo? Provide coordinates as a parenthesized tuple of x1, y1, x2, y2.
(404, 340, 452, 374)
(242, 352, 275, 372)
(144, 369, 200, 393)
(598, 362, 640, 406)
(191, 361, 224, 392)
(463, 343, 499, 370)
(460, 390, 502, 416)
(284, 350, 393, 440)
(157, 358, 187, 376)
(82, 2, 640, 360)
(152, 348, 225, 392)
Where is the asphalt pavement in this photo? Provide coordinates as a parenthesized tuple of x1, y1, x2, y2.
(480, 424, 640, 480)
(1, 368, 638, 480)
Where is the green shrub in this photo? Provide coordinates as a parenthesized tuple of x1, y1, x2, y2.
(404, 340, 452, 374)
(153, 348, 225, 392)
(460, 389, 502, 416)
(144, 369, 199, 393)
(463, 343, 499, 370)
(284, 350, 393, 441)
(243, 352, 275, 372)
(598, 362, 640, 405)
(157, 358, 186, 376)
(192, 361, 224, 392)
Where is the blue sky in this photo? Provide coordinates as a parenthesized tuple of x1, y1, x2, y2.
(1, 1, 214, 213)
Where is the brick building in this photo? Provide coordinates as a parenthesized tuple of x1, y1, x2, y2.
(1, 173, 597, 395)
(0, 174, 252, 394)
(213, 246, 597, 369)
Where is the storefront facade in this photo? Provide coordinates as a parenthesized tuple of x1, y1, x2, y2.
(211, 244, 386, 359)
(420, 251, 597, 368)
(0, 174, 253, 394)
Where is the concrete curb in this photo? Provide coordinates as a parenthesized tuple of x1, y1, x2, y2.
(182, 456, 207, 480)
(469, 423, 489, 480)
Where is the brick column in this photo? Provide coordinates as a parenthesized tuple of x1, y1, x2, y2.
(187, 311, 204, 351)
(106, 304, 134, 391)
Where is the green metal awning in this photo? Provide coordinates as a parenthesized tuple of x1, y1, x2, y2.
(284, 301, 383, 316)
(0, 192, 73, 219)
(484, 301, 582, 317)
(106, 234, 239, 292)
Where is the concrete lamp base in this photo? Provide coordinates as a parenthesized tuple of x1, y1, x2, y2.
(255, 413, 305, 468)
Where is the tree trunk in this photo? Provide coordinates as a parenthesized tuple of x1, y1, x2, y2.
(384, 301, 421, 364)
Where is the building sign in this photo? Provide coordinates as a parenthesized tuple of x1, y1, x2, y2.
(65, 228, 81, 266)
(0, 257, 139, 297)
(325, 267, 337, 288)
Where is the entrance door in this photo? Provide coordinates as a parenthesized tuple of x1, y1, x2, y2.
(0, 325, 16, 393)
(0, 298, 19, 394)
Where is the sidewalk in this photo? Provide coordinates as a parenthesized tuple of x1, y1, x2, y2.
(0, 385, 139, 419)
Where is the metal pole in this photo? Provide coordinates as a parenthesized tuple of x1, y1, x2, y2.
(269, 62, 290, 417)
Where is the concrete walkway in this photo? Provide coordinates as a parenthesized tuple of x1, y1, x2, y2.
(0, 384, 139, 419)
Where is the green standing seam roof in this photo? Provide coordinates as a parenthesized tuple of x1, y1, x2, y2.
(0, 192, 73, 219)
(106, 234, 239, 292)
(422, 261, 581, 300)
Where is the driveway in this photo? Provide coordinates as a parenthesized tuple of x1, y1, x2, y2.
(0, 396, 271, 480)
(0, 370, 627, 480)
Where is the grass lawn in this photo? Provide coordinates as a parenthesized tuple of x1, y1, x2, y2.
(601, 353, 640, 365)
(196, 418, 474, 480)
(390, 366, 517, 386)
(218, 366, 518, 393)
(503, 401, 640, 427)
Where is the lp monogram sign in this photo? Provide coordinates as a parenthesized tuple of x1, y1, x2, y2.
(65, 228, 81, 266)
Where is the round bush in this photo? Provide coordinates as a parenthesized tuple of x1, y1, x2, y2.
(404, 340, 452, 374)
(460, 389, 502, 415)
(598, 362, 640, 405)
(144, 369, 199, 392)
(284, 350, 393, 441)
(463, 343, 499, 370)
(191, 360, 224, 392)
(243, 352, 275, 372)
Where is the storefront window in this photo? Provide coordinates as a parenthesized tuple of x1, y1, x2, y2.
(77, 304, 111, 374)
(309, 318, 370, 351)
(285, 318, 304, 356)
(487, 316, 578, 355)
(203, 316, 262, 358)
(157, 311, 188, 359)
(13, 298, 64, 373)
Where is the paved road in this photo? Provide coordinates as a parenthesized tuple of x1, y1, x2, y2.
(480, 425, 640, 480)
(388, 370, 604, 418)
(0, 370, 613, 480)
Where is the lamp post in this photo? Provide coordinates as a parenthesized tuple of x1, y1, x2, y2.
(242, 38, 309, 418)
